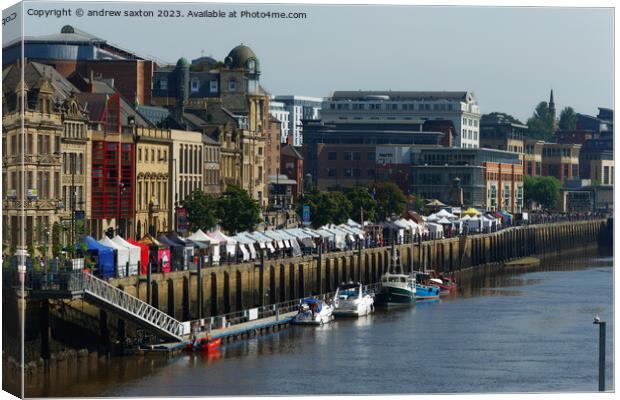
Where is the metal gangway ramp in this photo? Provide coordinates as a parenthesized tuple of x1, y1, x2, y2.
(83, 272, 185, 342)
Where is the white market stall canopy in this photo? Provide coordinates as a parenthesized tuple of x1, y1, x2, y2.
(99, 236, 129, 277)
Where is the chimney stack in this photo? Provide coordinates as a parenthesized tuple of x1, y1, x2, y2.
(89, 70, 95, 92)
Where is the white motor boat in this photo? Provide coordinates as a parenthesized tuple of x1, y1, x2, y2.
(333, 282, 374, 317)
(293, 298, 334, 325)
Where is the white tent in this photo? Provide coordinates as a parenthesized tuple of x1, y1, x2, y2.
(480, 215, 495, 230)
(187, 229, 212, 243)
(466, 216, 482, 232)
(99, 236, 129, 277)
(111, 236, 141, 276)
(437, 217, 452, 225)
(263, 230, 286, 249)
(209, 230, 237, 256)
(426, 222, 444, 239)
(346, 218, 362, 228)
(436, 209, 456, 219)
(461, 214, 471, 221)
(426, 214, 440, 222)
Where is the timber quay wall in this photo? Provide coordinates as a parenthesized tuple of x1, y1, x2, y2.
(108, 218, 609, 322)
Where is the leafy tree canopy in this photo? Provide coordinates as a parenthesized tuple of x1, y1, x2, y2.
(524, 175, 562, 210)
(374, 182, 407, 221)
(482, 112, 524, 125)
(526, 101, 556, 140)
(217, 184, 261, 234)
(345, 186, 377, 223)
(298, 188, 352, 228)
(182, 190, 219, 233)
(559, 106, 577, 131)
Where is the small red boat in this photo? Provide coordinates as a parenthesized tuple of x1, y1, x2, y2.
(184, 337, 222, 352)
(428, 271, 457, 295)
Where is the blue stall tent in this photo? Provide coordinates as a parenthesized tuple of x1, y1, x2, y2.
(84, 236, 115, 278)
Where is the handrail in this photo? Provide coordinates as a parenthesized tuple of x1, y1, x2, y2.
(82, 272, 184, 340)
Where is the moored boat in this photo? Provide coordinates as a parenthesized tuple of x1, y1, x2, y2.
(293, 297, 334, 325)
(184, 336, 222, 352)
(428, 271, 457, 295)
(413, 272, 441, 300)
(333, 282, 374, 317)
(375, 246, 416, 306)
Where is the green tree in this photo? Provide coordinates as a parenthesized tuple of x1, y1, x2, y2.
(297, 187, 320, 225)
(217, 184, 261, 234)
(527, 101, 556, 140)
(345, 186, 377, 223)
(559, 106, 577, 130)
(410, 193, 427, 214)
(182, 190, 219, 232)
(298, 189, 352, 228)
(483, 111, 524, 125)
(51, 222, 64, 258)
(524, 175, 562, 210)
(374, 182, 407, 221)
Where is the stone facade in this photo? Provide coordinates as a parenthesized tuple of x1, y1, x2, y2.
(134, 127, 172, 238)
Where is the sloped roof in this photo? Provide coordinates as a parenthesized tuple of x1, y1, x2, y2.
(3, 61, 79, 102)
(280, 144, 303, 160)
(74, 91, 151, 127)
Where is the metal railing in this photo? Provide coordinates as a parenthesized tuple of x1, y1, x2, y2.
(195, 282, 381, 331)
(2, 268, 84, 293)
(82, 272, 185, 341)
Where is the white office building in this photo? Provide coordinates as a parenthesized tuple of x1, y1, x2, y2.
(272, 95, 322, 147)
(268, 99, 291, 142)
(321, 91, 481, 148)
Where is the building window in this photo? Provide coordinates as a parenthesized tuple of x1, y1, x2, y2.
(353, 168, 361, 177)
(352, 152, 361, 161)
(536, 162, 541, 175)
(563, 164, 569, 179)
(527, 161, 533, 175)
(367, 152, 376, 161)
(572, 164, 579, 180)
(228, 79, 237, 91)
(160, 78, 168, 90)
(327, 168, 337, 177)
(344, 168, 353, 177)
(344, 152, 352, 161)
(367, 169, 375, 178)
(328, 152, 337, 161)
(210, 80, 218, 93)
(191, 80, 199, 93)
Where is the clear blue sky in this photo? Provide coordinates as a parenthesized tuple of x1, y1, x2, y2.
(4, 2, 614, 122)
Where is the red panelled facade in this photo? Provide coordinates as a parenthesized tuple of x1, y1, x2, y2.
(91, 140, 134, 220)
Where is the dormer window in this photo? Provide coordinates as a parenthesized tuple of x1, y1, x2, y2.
(228, 79, 237, 92)
(160, 78, 168, 90)
(210, 80, 218, 93)
(191, 79, 199, 93)
(247, 59, 256, 72)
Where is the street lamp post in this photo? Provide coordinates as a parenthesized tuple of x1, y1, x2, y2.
(593, 315, 606, 392)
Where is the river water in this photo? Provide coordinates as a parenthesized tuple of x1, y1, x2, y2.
(24, 249, 614, 396)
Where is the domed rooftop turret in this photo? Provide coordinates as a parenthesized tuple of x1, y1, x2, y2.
(225, 44, 260, 72)
(61, 25, 75, 34)
(176, 57, 190, 68)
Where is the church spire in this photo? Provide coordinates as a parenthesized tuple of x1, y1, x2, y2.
(549, 89, 557, 131)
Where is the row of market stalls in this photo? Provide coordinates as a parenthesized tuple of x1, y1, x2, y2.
(81, 209, 512, 279)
